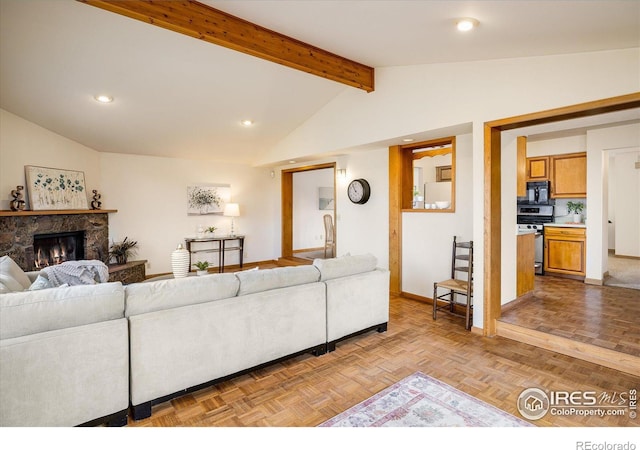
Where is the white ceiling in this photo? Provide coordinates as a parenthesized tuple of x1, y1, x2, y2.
(1, 1, 638, 165)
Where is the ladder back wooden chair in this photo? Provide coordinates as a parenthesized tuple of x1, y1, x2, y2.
(433, 236, 474, 330)
(323, 214, 335, 258)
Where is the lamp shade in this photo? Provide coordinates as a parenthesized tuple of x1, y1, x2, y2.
(223, 203, 240, 217)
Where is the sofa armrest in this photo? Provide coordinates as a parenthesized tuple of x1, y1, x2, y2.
(25, 271, 41, 283)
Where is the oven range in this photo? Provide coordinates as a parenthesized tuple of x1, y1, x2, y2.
(517, 204, 554, 275)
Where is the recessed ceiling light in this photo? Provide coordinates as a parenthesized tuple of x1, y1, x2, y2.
(289, 160, 297, 164)
(94, 94, 113, 103)
(403, 138, 414, 142)
(456, 18, 478, 32)
(241, 119, 253, 126)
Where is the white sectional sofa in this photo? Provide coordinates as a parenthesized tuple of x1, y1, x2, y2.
(0, 254, 129, 427)
(0, 253, 389, 425)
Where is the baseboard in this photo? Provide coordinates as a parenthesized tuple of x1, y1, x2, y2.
(401, 291, 472, 318)
(612, 254, 640, 260)
(501, 292, 533, 313)
(496, 321, 639, 376)
(584, 277, 603, 286)
(293, 247, 323, 253)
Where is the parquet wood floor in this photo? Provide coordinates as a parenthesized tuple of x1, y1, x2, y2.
(500, 275, 640, 357)
(127, 279, 639, 427)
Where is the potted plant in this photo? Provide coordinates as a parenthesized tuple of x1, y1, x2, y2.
(193, 261, 210, 276)
(109, 237, 138, 265)
(205, 226, 217, 234)
(567, 201, 585, 223)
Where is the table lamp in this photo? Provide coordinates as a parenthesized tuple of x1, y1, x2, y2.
(223, 203, 240, 237)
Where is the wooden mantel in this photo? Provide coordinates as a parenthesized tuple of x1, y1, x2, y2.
(0, 209, 117, 217)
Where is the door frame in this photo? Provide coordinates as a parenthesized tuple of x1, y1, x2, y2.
(281, 162, 336, 258)
(483, 92, 640, 336)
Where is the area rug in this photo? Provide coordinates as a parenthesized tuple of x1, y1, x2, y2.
(319, 372, 533, 427)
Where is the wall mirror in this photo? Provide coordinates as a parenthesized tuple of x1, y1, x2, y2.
(407, 137, 456, 212)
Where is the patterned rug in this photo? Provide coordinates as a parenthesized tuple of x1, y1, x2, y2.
(319, 372, 533, 427)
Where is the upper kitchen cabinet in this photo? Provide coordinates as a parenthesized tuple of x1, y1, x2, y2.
(526, 156, 550, 181)
(550, 152, 587, 198)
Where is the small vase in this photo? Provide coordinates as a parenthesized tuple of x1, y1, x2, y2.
(573, 213, 583, 223)
(171, 244, 190, 278)
(196, 270, 208, 276)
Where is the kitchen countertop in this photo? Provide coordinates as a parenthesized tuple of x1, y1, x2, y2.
(544, 223, 586, 228)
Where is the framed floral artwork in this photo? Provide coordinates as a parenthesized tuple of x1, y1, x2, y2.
(25, 166, 88, 210)
(187, 184, 231, 215)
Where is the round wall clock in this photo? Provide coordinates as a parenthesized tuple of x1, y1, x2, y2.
(347, 178, 371, 204)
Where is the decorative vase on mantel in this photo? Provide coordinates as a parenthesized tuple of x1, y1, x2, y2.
(171, 244, 189, 278)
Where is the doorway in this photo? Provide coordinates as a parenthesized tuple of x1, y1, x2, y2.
(484, 92, 640, 335)
(281, 163, 336, 259)
(605, 148, 640, 290)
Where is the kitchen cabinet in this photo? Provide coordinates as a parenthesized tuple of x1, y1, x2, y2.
(526, 156, 549, 181)
(550, 152, 587, 198)
(517, 136, 527, 196)
(516, 232, 535, 296)
(544, 226, 586, 278)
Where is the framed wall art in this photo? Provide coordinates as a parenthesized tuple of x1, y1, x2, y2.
(318, 186, 334, 210)
(25, 165, 88, 210)
(187, 183, 231, 215)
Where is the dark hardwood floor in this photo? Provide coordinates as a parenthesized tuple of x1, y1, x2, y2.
(500, 275, 640, 358)
(127, 269, 639, 428)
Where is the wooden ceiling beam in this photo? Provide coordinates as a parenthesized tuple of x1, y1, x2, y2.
(78, 0, 375, 92)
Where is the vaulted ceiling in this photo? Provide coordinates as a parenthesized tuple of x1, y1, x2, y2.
(1, 1, 638, 165)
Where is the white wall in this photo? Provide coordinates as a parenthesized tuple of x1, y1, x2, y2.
(1, 109, 281, 275)
(0, 109, 101, 210)
(99, 152, 278, 274)
(402, 133, 473, 297)
(587, 123, 640, 279)
(273, 149, 389, 269)
(526, 135, 586, 157)
(292, 168, 334, 250)
(336, 148, 390, 268)
(612, 150, 640, 257)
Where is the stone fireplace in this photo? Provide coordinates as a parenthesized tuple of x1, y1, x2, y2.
(0, 211, 112, 272)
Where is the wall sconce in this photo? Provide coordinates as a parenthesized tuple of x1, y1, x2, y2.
(337, 169, 347, 180)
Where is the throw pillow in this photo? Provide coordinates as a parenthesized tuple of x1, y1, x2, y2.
(0, 255, 32, 293)
(28, 274, 53, 291)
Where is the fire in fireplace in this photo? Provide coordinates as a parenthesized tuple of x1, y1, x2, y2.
(33, 231, 85, 269)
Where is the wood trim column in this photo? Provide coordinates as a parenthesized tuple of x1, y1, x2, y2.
(281, 171, 293, 258)
(484, 125, 502, 336)
(388, 145, 403, 295)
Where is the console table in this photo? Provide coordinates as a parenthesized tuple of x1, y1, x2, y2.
(184, 235, 244, 273)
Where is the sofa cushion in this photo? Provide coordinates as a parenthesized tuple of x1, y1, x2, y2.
(235, 265, 320, 296)
(0, 255, 32, 293)
(0, 282, 125, 340)
(125, 273, 239, 316)
(313, 253, 378, 281)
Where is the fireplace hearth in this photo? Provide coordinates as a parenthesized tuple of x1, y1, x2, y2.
(33, 231, 85, 269)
